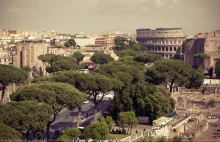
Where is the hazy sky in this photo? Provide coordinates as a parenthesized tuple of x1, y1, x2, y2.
(0, 0, 220, 35)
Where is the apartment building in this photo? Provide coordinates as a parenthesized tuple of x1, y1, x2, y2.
(0, 47, 11, 65)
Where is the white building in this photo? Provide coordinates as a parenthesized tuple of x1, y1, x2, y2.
(0, 36, 13, 44)
(75, 37, 96, 48)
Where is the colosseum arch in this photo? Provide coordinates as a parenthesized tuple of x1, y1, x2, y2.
(170, 47, 173, 51)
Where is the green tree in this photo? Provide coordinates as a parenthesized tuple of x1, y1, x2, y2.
(186, 68, 204, 89)
(173, 47, 183, 60)
(38, 54, 55, 66)
(86, 121, 109, 140)
(64, 39, 76, 47)
(98, 116, 113, 131)
(46, 58, 78, 73)
(193, 53, 210, 68)
(146, 59, 192, 92)
(130, 43, 141, 51)
(64, 128, 81, 139)
(133, 53, 162, 63)
(96, 62, 146, 118)
(208, 67, 214, 78)
(0, 101, 53, 140)
(21, 66, 32, 73)
(56, 134, 71, 142)
(96, 62, 175, 121)
(39, 54, 78, 74)
(90, 52, 114, 65)
(115, 49, 138, 58)
(118, 111, 138, 134)
(79, 63, 88, 69)
(56, 128, 81, 142)
(11, 82, 86, 141)
(215, 60, 220, 79)
(72, 51, 84, 63)
(52, 71, 122, 122)
(0, 123, 21, 141)
(0, 64, 28, 103)
(114, 36, 129, 50)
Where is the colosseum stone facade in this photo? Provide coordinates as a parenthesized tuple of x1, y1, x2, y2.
(136, 28, 186, 58)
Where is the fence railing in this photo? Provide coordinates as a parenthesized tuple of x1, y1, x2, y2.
(119, 132, 143, 142)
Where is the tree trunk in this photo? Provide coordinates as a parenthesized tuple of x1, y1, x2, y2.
(93, 103, 98, 122)
(169, 81, 174, 93)
(46, 122, 51, 142)
(26, 129, 30, 142)
(0, 85, 6, 104)
(169, 86, 173, 93)
(76, 106, 82, 128)
(46, 111, 58, 142)
(31, 129, 36, 141)
(130, 125, 132, 134)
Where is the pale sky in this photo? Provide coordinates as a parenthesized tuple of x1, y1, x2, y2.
(0, 0, 220, 35)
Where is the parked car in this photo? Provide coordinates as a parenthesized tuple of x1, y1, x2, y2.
(83, 100, 89, 104)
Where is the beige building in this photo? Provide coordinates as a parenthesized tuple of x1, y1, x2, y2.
(184, 30, 220, 72)
(0, 47, 11, 65)
(136, 28, 186, 58)
(95, 35, 116, 48)
(83, 44, 109, 52)
(13, 42, 47, 77)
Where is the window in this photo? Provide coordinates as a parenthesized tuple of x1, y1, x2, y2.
(174, 47, 176, 51)
(166, 47, 168, 51)
(170, 47, 172, 51)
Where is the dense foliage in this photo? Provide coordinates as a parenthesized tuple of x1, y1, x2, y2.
(118, 111, 138, 134)
(146, 59, 203, 92)
(0, 123, 21, 141)
(56, 128, 81, 142)
(90, 52, 114, 65)
(38, 54, 78, 73)
(72, 51, 84, 63)
(114, 36, 141, 51)
(52, 71, 122, 121)
(11, 81, 86, 140)
(0, 64, 28, 103)
(133, 53, 162, 63)
(83, 121, 109, 140)
(0, 101, 52, 140)
(64, 39, 76, 47)
(96, 62, 175, 121)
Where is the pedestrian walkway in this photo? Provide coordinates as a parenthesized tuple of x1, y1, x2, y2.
(111, 123, 152, 135)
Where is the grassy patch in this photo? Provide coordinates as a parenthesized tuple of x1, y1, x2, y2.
(107, 133, 129, 140)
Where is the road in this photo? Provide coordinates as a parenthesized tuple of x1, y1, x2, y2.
(25, 97, 111, 141)
(50, 98, 111, 138)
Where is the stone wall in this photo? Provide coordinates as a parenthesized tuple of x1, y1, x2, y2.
(13, 43, 47, 77)
(184, 30, 220, 71)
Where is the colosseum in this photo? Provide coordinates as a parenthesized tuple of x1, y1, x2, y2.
(136, 28, 186, 58)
